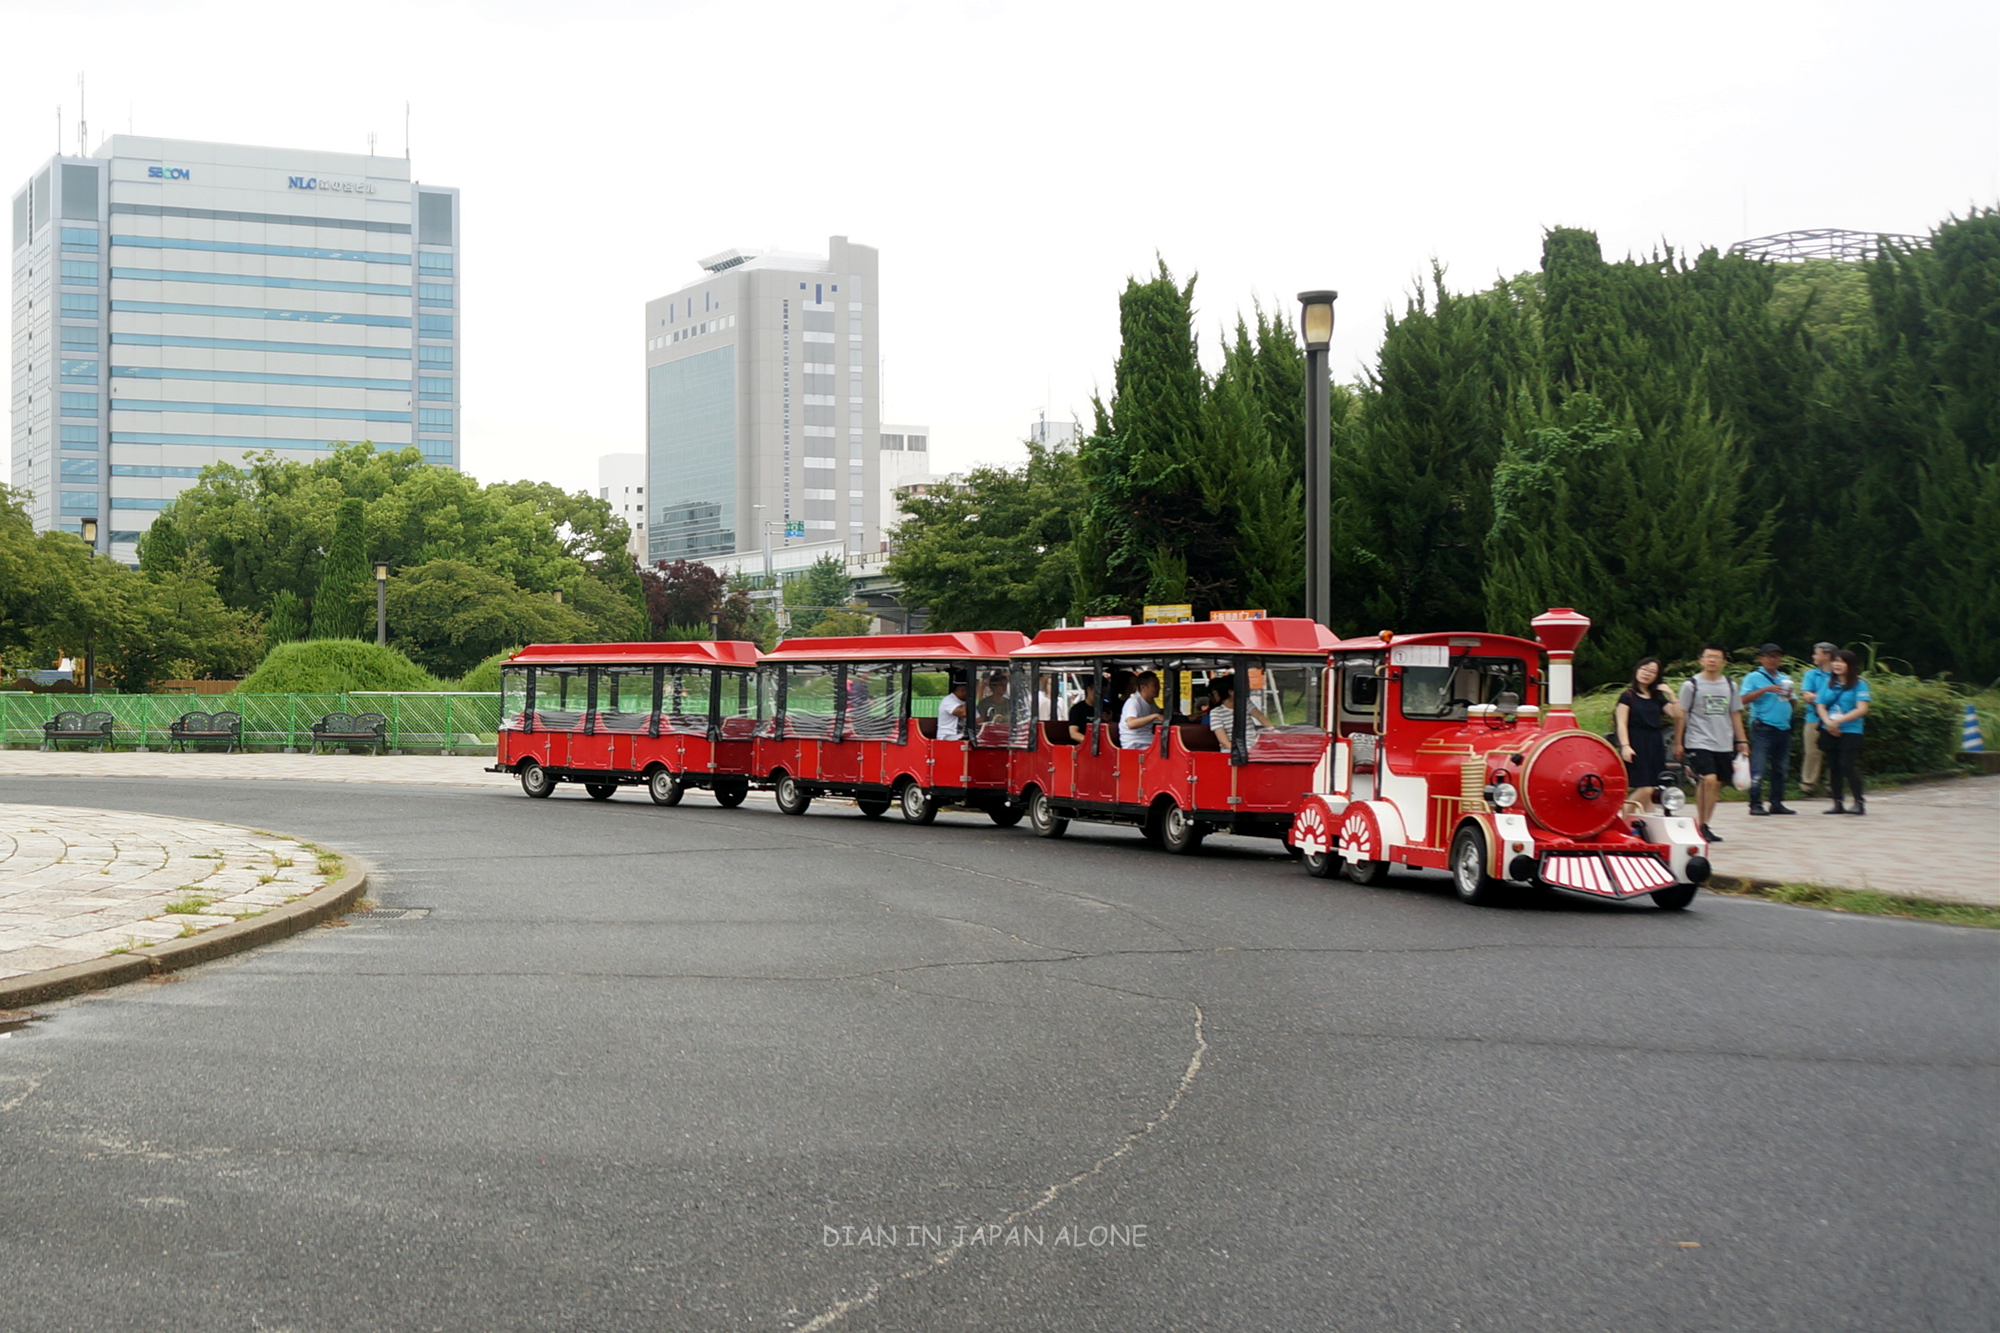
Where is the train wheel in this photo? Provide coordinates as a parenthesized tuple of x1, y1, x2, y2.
(520, 762, 554, 799)
(775, 775, 812, 817)
(1028, 789, 1068, 839)
(1302, 849, 1339, 879)
(1159, 803, 1206, 855)
(1651, 884, 1699, 911)
(899, 781, 938, 825)
(1346, 859, 1391, 886)
(856, 798, 891, 818)
(647, 769, 684, 807)
(584, 782, 617, 802)
(714, 782, 748, 809)
(988, 804, 1024, 828)
(1141, 804, 1166, 844)
(1450, 825, 1507, 906)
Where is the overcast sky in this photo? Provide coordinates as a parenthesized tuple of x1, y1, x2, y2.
(6, 0, 1994, 495)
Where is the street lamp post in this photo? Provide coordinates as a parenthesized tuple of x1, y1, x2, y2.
(78, 518, 98, 693)
(373, 561, 390, 646)
(1297, 290, 1339, 630)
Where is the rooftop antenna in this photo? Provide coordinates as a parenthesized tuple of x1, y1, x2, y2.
(56, 104, 61, 156)
(404, 102, 410, 160)
(77, 72, 86, 157)
(368, 131, 377, 156)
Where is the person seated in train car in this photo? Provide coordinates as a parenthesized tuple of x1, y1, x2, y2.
(1118, 671, 1165, 749)
(1207, 674, 1269, 748)
(1066, 677, 1099, 743)
(975, 670, 1011, 722)
(935, 676, 973, 742)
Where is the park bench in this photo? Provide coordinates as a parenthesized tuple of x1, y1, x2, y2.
(168, 710, 243, 753)
(42, 709, 114, 752)
(310, 711, 388, 755)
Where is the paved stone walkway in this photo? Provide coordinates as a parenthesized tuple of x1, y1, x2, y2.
(0, 804, 336, 981)
(0, 750, 504, 786)
(1703, 773, 2000, 906)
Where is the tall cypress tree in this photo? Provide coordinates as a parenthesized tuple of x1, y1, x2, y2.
(309, 496, 370, 639)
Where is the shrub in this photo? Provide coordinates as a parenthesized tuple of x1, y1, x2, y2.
(240, 639, 441, 695)
(454, 648, 518, 693)
(1815, 670, 1960, 777)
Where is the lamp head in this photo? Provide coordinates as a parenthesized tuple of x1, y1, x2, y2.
(373, 560, 390, 582)
(79, 517, 98, 545)
(1297, 290, 1339, 350)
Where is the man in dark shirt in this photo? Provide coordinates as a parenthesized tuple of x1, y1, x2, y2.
(1066, 678, 1099, 743)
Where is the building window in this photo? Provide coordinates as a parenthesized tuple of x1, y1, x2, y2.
(60, 392, 99, 418)
(61, 325, 97, 350)
(108, 531, 143, 545)
(61, 227, 99, 252)
(60, 426, 98, 450)
(420, 314, 454, 335)
(110, 497, 173, 510)
(419, 283, 453, 306)
(418, 408, 454, 428)
(419, 346, 453, 366)
(61, 293, 97, 317)
(59, 491, 99, 512)
(111, 234, 410, 264)
(908, 436, 928, 451)
(60, 458, 100, 479)
(418, 252, 453, 274)
(110, 464, 203, 478)
(60, 359, 99, 383)
(419, 377, 453, 400)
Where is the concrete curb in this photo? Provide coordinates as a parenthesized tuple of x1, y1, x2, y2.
(0, 853, 371, 1009)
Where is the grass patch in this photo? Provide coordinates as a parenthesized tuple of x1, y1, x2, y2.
(231, 908, 268, 922)
(315, 851, 344, 880)
(1716, 879, 2000, 929)
(163, 895, 213, 915)
(177, 923, 200, 938)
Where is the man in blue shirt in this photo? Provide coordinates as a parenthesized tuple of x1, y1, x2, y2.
(1797, 642, 1836, 795)
(1741, 643, 1798, 816)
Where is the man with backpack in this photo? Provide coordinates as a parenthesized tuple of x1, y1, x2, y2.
(1675, 643, 1747, 844)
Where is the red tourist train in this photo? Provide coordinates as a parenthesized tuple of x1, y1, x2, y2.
(489, 607, 1711, 909)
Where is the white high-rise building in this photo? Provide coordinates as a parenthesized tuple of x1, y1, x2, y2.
(598, 451, 648, 567)
(877, 422, 931, 541)
(643, 237, 879, 564)
(9, 136, 460, 561)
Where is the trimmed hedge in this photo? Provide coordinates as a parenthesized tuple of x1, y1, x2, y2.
(240, 640, 441, 695)
(454, 648, 520, 694)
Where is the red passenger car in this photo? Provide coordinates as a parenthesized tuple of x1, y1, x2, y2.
(491, 641, 764, 806)
(1285, 608, 1711, 907)
(752, 631, 1030, 823)
(1005, 618, 1341, 852)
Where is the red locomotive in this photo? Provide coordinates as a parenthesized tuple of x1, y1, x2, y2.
(1286, 608, 1711, 908)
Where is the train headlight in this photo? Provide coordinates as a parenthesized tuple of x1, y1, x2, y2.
(1492, 781, 1518, 809)
(1658, 786, 1685, 815)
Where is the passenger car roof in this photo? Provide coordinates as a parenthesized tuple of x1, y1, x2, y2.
(1016, 618, 1341, 659)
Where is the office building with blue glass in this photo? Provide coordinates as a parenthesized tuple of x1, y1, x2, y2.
(9, 136, 460, 559)
(644, 237, 880, 564)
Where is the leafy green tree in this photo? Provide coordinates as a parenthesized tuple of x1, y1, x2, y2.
(886, 442, 1084, 632)
(784, 554, 853, 617)
(311, 496, 370, 639)
(384, 559, 593, 678)
(265, 589, 308, 645)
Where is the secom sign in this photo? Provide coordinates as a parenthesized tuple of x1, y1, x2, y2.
(288, 175, 377, 195)
(147, 166, 191, 180)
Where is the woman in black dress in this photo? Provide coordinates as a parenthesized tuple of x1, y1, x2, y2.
(1615, 657, 1678, 806)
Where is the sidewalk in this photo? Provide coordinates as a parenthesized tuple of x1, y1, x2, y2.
(0, 803, 341, 985)
(0, 750, 506, 786)
(1703, 773, 2000, 906)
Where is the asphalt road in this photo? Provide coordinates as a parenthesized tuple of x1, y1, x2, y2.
(2, 776, 1994, 1333)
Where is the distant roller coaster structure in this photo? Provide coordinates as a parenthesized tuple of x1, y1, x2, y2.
(1728, 229, 1927, 263)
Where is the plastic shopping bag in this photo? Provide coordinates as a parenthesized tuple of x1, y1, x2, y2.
(1731, 753, 1752, 790)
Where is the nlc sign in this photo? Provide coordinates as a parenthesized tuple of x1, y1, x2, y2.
(287, 176, 377, 195)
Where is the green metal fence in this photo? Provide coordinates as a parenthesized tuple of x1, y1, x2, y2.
(0, 691, 501, 754)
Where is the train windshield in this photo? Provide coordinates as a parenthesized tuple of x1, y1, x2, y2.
(1400, 655, 1529, 720)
